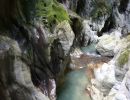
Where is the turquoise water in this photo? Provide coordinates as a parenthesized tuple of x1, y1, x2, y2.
(57, 44, 97, 100)
(57, 67, 91, 100)
(81, 43, 96, 54)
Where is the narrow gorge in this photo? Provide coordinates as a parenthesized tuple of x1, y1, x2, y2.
(0, 0, 130, 100)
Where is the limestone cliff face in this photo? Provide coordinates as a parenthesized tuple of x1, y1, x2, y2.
(99, 0, 130, 34)
(0, 36, 50, 100)
(0, 0, 74, 100)
(58, 0, 94, 18)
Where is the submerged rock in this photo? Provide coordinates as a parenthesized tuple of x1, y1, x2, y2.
(70, 52, 110, 70)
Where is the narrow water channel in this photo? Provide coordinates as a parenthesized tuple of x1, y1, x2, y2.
(57, 43, 111, 100)
(57, 67, 91, 100)
(57, 44, 97, 100)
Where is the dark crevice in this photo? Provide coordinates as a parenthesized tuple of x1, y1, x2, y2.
(99, 14, 116, 36)
(118, 0, 129, 13)
(71, 18, 83, 47)
(50, 39, 65, 76)
(76, 0, 86, 17)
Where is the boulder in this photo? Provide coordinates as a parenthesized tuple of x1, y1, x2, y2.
(96, 34, 120, 56)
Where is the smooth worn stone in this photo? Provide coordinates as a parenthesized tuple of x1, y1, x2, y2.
(96, 34, 120, 56)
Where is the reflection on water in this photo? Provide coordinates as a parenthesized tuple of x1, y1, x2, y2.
(57, 67, 91, 100)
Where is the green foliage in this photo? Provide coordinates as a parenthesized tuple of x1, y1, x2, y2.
(35, 0, 69, 27)
(126, 35, 130, 41)
(91, 0, 111, 20)
(118, 49, 130, 67)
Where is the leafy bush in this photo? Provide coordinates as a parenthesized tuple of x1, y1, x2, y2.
(118, 49, 130, 67)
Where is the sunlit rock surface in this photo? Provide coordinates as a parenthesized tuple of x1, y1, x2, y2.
(88, 35, 130, 100)
(96, 33, 121, 56)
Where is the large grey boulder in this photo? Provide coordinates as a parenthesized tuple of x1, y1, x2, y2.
(96, 34, 120, 56)
(96, 35, 115, 56)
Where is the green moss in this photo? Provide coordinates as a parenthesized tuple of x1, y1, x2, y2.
(35, 0, 69, 27)
(91, 0, 111, 20)
(126, 35, 130, 41)
(118, 49, 130, 67)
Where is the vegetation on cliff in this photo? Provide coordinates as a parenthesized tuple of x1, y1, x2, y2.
(36, 0, 70, 28)
(118, 49, 130, 67)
